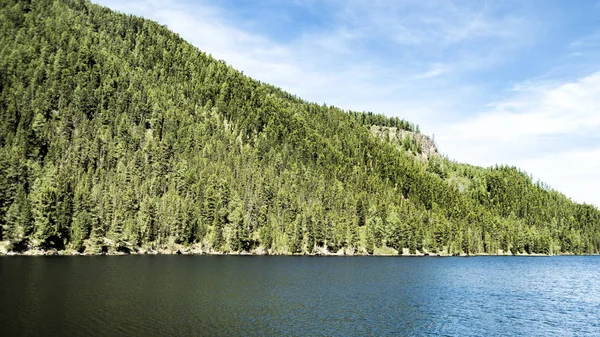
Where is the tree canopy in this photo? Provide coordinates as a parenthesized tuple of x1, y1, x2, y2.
(1, 0, 599, 255)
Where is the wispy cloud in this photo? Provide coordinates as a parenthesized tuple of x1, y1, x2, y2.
(436, 73, 600, 205)
(94, 0, 531, 122)
(515, 148, 600, 207)
(414, 63, 449, 79)
(443, 72, 600, 144)
(570, 30, 600, 48)
(333, 0, 529, 47)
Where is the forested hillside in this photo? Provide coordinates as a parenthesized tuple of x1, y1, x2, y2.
(1, 0, 599, 255)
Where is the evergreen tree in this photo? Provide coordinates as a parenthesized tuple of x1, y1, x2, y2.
(0, 0, 598, 255)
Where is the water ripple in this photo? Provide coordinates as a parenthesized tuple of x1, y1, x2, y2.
(1, 256, 600, 336)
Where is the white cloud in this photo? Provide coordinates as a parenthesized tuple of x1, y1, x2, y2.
(333, 0, 529, 47)
(515, 149, 600, 207)
(454, 72, 600, 142)
(414, 63, 449, 79)
(439, 72, 600, 145)
(435, 73, 600, 206)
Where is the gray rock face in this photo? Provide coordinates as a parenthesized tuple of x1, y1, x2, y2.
(369, 125, 439, 159)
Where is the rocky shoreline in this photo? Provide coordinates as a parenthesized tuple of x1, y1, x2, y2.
(0, 243, 571, 257)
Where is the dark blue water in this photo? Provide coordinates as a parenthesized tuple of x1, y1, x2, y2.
(1, 256, 599, 336)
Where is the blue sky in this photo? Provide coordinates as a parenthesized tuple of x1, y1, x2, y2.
(94, 0, 600, 206)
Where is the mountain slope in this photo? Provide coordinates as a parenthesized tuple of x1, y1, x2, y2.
(1, 0, 599, 255)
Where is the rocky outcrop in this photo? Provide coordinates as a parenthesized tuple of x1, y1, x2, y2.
(370, 125, 439, 159)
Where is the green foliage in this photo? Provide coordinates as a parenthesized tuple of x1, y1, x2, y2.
(349, 111, 419, 132)
(0, 0, 599, 255)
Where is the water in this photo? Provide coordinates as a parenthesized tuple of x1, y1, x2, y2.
(1, 256, 599, 336)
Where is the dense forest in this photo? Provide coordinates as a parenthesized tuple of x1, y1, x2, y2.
(1, 0, 599, 255)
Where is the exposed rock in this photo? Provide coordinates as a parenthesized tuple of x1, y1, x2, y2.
(0, 241, 561, 256)
(437, 250, 452, 257)
(251, 246, 267, 255)
(313, 245, 331, 256)
(21, 249, 40, 256)
(370, 125, 439, 159)
(373, 246, 399, 256)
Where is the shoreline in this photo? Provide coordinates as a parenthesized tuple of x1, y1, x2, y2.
(0, 240, 584, 257)
(0, 249, 584, 257)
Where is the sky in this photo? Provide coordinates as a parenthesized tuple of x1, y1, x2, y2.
(94, 0, 600, 207)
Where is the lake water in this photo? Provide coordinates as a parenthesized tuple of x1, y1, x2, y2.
(1, 256, 599, 336)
